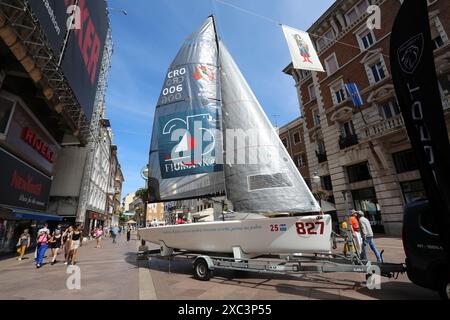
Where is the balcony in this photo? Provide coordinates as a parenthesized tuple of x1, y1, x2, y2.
(316, 150, 328, 164)
(362, 114, 405, 140)
(339, 134, 359, 150)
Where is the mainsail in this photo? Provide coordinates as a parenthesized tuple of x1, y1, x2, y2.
(219, 41, 320, 213)
(149, 16, 320, 214)
(148, 18, 225, 202)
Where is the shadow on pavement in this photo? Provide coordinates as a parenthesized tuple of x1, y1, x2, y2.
(138, 255, 366, 299)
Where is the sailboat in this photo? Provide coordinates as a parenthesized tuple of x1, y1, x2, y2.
(138, 17, 332, 257)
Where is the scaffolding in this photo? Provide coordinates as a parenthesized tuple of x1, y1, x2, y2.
(0, 0, 112, 145)
(0, 0, 114, 225)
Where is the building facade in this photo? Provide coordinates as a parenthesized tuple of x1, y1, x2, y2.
(278, 117, 312, 189)
(283, 0, 450, 235)
(0, 1, 111, 253)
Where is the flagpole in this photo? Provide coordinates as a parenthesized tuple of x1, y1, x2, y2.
(346, 79, 367, 126)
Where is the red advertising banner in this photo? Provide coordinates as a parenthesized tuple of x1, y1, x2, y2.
(0, 147, 52, 212)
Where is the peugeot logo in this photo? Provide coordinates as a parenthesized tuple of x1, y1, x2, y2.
(397, 34, 424, 74)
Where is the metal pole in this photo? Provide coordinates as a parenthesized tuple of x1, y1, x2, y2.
(58, 0, 80, 66)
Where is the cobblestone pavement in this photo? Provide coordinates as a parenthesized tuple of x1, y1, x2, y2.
(0, 235, 440, 300)
(144, 237, 440, 300)
(0, 234, 140, 300)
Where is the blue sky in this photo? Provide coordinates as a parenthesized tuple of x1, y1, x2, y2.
(105, 0, 334, 199)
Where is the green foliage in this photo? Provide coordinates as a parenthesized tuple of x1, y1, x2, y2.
(135, 188, 148, 203)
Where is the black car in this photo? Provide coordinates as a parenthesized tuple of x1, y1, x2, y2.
(403, 200, 450, 299)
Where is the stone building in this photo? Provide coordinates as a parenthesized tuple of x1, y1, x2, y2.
(283, 0, 450, 235)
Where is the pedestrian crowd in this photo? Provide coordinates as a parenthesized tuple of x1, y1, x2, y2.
(341, 210, 383, 263)
(15, 223, 132, 269)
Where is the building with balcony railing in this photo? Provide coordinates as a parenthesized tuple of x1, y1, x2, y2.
(284, 0, 450, 235)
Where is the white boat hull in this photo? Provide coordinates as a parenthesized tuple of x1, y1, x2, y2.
(138, 215, 332, 255)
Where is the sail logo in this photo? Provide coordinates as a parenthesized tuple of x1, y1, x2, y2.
(194, 65, 215, 82)
(397, 34, 424, 74)
(158, 110, 222, 179)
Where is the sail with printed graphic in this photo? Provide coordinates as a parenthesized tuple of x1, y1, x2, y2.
(148, 18, 225, 202)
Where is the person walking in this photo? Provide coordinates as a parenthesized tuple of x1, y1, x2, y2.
(126, 227, 131, 242)
(95, 226, 104, 248)
(16, 229, 31, 261)
(49, 228, 62, 265)
(62, 226, 73, 265)
(36, 224, 50, 268)
(70, 226, 83, 265)
(357, 211, 382, 263)
(111, 226, 119, 244)
(350, 211, 362, 256)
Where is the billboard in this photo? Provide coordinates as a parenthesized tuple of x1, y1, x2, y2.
(61, 0, 109, 121)
(0, 147, 52, 212)
(27, 0, 68, 55)
(28, 0, 109, 122)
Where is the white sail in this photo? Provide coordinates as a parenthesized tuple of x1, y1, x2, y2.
(219, 41, 321, 214)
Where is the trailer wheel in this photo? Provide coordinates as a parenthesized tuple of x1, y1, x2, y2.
(438, 279, 450, 300)
(193, 258, 212, 281)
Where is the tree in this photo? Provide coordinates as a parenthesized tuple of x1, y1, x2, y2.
(135, 188, 148, 227)
(135, 188, 148, 203)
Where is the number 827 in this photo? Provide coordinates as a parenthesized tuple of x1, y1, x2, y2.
(296, 222, 325, 235)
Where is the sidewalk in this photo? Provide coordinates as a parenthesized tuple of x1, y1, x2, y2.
(0, 233, 142, 300)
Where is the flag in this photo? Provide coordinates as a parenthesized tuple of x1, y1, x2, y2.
(345, 83, 364, 108)
(391, 0, 450, 262)
(281, 25, 325, 72)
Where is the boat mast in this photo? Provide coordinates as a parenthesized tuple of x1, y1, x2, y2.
(210, 15, 228, 219)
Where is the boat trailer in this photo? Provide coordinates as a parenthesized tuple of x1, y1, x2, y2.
(139, 244, 406, 282)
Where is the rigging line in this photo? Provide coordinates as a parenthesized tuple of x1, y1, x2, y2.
(212, 0, 390, 59)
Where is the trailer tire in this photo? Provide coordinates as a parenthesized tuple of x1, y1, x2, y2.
(438, 279, 450, 300)
(193, 258, 212, 281)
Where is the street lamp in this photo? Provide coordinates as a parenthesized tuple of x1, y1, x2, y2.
(140, 165, 149, 228)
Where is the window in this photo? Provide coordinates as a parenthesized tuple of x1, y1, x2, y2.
(282, 138, 289, 148)
(345, 0, 369, 25)
(401, 180, 426, 204)
(341, 121, 355, 138)
(299, 70, 311, 80)
(313, 108, 321, 126)
(308, 84, 316, 101)
(317, 29, 335, 51)
(381, 100, 401, 119)
(317, 140, 326, 154)
(325, 54, 339, 76)
(294, 154, 306, 168)
(321, 175, 333, 191)
(346, 162, 371, 183)
(0, 96, 15, 137)
(357, 29, 374, 50)
(330, 81, 346, 105)
(392, 149, 419, 174)
(431, 22, 444, 50)
(293, 132, 301, 144)
(369, 61, 386, 83)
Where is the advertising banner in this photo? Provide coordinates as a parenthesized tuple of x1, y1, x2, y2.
(27, 0, 68, 55)
(61, 0, 109, 121)
(0, 148, 52, 212)
(390, 0, 450, 261)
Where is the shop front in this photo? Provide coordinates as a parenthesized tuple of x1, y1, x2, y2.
(85, 211, 107, 236)
(0, 91, 62, 255)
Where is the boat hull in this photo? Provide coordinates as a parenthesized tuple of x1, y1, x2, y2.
(138, 215, 332, 255)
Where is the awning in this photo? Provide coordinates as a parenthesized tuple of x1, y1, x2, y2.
(12, 210, 63, 222)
